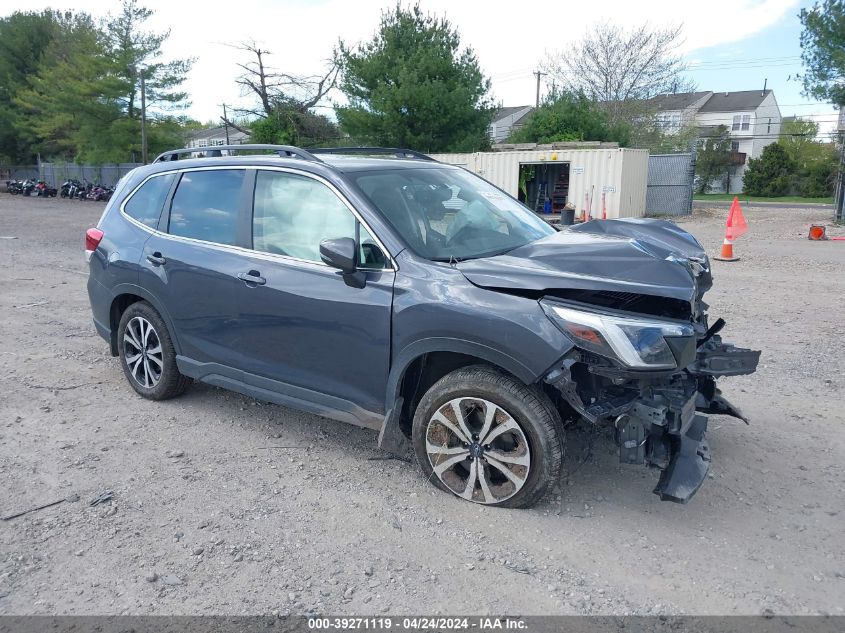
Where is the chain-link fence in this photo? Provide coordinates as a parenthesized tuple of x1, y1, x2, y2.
(1, 165, 40, 182)
(39, 162, 142, 187)
(646, 153, 695, 216)
(3, 163, 143, 187)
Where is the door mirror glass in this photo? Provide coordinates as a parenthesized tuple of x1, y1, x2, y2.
(319, 237, 357, 273)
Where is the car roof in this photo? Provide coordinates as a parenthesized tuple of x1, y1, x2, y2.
(144, 144, 457, 177)
(318, 155, 449, 173)
(137, 153, 452, 179)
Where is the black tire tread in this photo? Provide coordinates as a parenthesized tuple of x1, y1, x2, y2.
(117, 301, 191, 401)
(412, 364, 564, 508)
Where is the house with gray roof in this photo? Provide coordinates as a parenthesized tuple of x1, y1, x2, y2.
(185, 125, 250, 149)
(646, 91, 713, 133)
(651, 89, 782, 193)
(489, 106, 534, 143)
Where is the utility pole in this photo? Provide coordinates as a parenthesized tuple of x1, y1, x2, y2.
(837, 111, 845, 223)
(222, 103, 230, 144)
(836, 140, 845, 223)
(533, 70, 546, 108)
(140, 70, 147, 164)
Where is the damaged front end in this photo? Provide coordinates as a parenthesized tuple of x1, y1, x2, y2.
(540, 272, 759, 504)
(456, 218, 760, 503)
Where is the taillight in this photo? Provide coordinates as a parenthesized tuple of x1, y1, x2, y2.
(85, 227, 104, 260)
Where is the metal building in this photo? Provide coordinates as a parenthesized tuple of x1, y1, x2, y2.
(429, 145, 649, 219)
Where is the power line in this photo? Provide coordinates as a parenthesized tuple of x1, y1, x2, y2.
(685, 55, 800, 67)
(684, 62, 801, 72)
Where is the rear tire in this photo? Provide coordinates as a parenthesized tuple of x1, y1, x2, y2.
(117, 301, 190, 400)
(411, 365, 563, 508)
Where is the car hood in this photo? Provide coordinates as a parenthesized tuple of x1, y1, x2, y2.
(457, 219, 710, 303)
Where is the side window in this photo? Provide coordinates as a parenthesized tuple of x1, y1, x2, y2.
(359, 224, 388, 269)
(253, 170, 386, 268)
(123, 173, 175, 228)
(168, 169, 244, 245)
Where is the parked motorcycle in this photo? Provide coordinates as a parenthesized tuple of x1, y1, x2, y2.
(20, 179, 36, 196)
(60, 179, 84, 199)
(6, 180, 24, 194)
(81, 183, 113, 201)
(34, 180, 57, 197)
(76, 182, 92, 200)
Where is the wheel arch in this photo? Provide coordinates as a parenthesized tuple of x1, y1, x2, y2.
(380, 338, 539, 448)
(108, 284, 181, 357)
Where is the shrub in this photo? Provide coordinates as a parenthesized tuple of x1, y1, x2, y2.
(743, 143, 796, 197)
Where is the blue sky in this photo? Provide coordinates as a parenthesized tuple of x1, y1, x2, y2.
(12, 0, 839, 134)
(682, 0, 838, 134)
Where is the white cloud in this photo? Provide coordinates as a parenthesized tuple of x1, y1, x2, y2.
(11, 0, 800, 121)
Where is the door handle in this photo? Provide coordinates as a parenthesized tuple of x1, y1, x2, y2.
(237, 271, 266, 286)
(146, 252, 166, 266)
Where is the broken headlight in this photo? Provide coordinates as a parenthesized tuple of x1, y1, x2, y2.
(541, 301, 694, 369)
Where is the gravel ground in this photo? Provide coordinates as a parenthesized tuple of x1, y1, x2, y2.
(0, 196, 843, 616)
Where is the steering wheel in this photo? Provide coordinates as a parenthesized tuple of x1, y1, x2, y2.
(445, 223, 474, 248)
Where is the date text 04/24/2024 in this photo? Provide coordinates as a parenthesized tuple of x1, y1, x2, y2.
(307, 617, 527, 630)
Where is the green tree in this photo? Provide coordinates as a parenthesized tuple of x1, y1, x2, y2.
(14, 0, 193, 163)
(508, 90, 630, 145)
(249, 107, 339, 147)
(742, 143, 796, 196)
(695, 125, 732, 193)
(778, 118, 839, 196)
(13, 11, 118, 161)
(0, 10, 63, 162)
(104, 0, 194, 118)
(799, 0, 845, 106)
(335, 3, 494, 152)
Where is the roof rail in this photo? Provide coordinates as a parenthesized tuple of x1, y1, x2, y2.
(153, 144, 324, 163)
(309, 147, 436, 162)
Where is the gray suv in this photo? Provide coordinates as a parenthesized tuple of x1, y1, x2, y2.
(85, 145, 759, 508)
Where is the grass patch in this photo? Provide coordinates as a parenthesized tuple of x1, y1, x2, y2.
(693, 194, 833, 204)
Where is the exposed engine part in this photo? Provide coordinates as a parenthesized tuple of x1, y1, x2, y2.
(616, 415, 647, 464)
(544, 319, 757, 503)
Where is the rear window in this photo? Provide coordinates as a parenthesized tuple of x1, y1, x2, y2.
(123, 173, 175, 228)
(168, 170, 244, 245)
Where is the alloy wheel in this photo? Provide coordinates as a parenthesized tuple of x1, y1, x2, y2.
(425, 397, 531, 505)
(123, 316, 163, 389)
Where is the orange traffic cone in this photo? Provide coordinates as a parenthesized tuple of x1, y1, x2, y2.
(714, 237, 739, 261)
(808, 225, 827, 240)
(714, 197, 747, 262)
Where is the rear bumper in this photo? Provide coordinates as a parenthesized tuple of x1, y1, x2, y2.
(87, 275, 113, 348)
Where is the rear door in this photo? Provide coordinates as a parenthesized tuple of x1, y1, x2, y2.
(139, 167, 253, 370)
(230, 168, 395, 415)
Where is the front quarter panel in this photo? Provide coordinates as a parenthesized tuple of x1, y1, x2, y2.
(388, 251, 573, 407)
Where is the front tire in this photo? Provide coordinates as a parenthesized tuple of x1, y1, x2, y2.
(117, 301, 190, 400)
(411, 365, 563, 508)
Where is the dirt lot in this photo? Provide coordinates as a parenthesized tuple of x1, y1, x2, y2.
(0, 196, 843, 616)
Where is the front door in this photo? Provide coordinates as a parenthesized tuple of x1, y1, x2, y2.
(229, 168, 395, 416)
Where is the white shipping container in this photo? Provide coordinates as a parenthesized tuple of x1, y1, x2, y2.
(429, 148, 649, 219)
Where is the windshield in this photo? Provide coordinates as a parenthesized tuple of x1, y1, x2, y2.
(349, 166, 555, 261)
